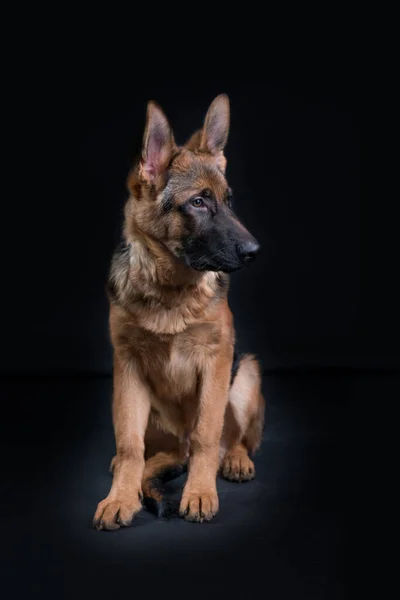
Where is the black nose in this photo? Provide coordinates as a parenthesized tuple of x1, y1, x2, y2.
(237, 240, 260, 263)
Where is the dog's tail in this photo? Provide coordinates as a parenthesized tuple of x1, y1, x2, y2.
(141, 452, 187, 519)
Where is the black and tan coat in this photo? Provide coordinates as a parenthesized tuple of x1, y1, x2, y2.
(94, 95, 265, 530)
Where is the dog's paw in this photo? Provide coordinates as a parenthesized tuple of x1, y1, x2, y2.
(221, 454, 255, 482)
(179, 489, 219, 523)
(93, 492, 142, 531)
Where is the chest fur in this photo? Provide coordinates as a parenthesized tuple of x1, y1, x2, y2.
(125, 321, 221, 402)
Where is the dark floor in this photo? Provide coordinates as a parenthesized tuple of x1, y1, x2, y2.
(1, 371, 393, 599)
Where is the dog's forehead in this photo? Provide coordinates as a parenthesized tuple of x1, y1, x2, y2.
(167, 151, 227, 198)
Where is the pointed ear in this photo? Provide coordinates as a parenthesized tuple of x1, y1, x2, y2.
(200, 94, 230, 155)
(139, 101, 176, 184)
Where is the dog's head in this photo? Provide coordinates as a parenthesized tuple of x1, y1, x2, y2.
(126, 95, 260, 273)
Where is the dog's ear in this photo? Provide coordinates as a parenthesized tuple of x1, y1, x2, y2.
(200, 94, 230, 172)
(200, 94, 230, 155)
(185, 95, 230, 172)
(139, 101, 176, 184)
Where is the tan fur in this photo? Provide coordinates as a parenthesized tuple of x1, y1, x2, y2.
(93, 95, 265, 530)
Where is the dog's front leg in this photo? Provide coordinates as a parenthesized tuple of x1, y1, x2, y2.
(180, 352, 231, 523)
(93, 356, 150, 530)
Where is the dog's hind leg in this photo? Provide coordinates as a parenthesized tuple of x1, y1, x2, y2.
(221, 442, 256, 481)
(220, 354, 265, 482)
(142, 422, 188, 517)
(141, 451, 187, 517)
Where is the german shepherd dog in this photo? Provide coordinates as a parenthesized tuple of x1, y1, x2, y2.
(93, 95, 265, 530)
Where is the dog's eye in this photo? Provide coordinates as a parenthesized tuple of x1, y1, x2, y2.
(191, 197, 204, 208)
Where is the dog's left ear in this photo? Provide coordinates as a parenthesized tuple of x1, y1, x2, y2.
(185, 95, 230, 172)
(201, 94, 230, 171)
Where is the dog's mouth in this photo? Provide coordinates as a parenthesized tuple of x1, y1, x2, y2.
(187, 253, 254, 273)
(181, 239, 260, 274)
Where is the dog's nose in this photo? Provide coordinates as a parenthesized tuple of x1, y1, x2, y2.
(237, 240, 260, 263)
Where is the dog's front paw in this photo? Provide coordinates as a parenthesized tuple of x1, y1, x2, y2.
(93, 491, 142, 531)
(179, 489, 219, 523)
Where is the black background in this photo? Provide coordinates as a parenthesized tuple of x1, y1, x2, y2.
(1, 30, 397, 599)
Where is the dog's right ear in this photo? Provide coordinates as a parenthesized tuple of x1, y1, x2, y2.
(138, 101, 176, 184)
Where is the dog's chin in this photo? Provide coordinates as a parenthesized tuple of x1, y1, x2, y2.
(188, 260, 244, 274)
(182, 251, 246, 274)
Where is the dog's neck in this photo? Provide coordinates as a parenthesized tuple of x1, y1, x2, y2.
(111, 230, 221, 335)
(126, 228, 203, 290)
